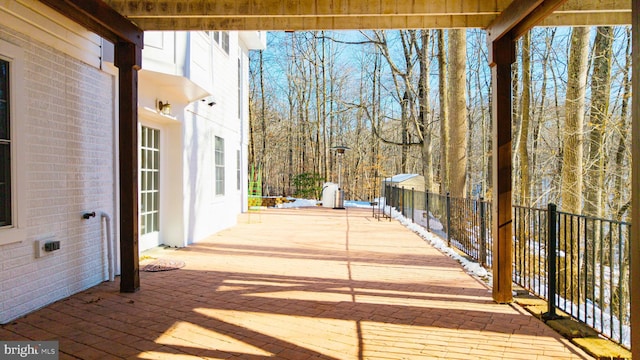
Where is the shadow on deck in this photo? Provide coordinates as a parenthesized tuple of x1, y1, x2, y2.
(1, 207, 592, 359)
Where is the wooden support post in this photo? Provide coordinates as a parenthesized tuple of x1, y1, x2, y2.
(489, 34, 515, 303)
(115, 41, 141, 293)
(485, 0, 570, 307)
(631, 0, 639, 355)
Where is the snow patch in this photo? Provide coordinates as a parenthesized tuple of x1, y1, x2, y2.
(278, 198, 319, 208)
(383, 202, 489, 279)
(345, 200, 375, 208)
(382, 199, 630, 348)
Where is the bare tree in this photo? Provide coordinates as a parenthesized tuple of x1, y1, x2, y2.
(584, 26, 614, 218)
(417, 30, 434, 192)
(361, 30, 423, 174)
(560, 27, 590, 214)
(448, 29, 468, 197)
(437, 30, 449, 195)
(514, 32, 532, 206)
(559, 26, 590, 300)
(530, 28, 555, 207)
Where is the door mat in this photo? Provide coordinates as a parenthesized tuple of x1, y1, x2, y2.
(140, 258, 185, 272)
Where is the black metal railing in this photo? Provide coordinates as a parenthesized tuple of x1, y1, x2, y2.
(382, 184, 631, 349)
(513, 204, 549, 299)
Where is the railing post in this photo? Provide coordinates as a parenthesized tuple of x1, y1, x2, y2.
(384, 183, 388, 218)
(543, 203, 560, 320)
(401, 186, 405, 217)
(425, 191, 430, 232)
(388, 185, 392, 219)
(384, 181, 389, 220)
(479, 197, 487, 267)
(411, 188, 415, 223)
(382, 181, 386, 218)
(389, 185, 398, 207)
(446, 192, 451, 247)
(389, 185, 393, 221)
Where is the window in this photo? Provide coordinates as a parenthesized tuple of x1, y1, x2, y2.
(215, 136, 225, 195)
(213, 31, 230, 54)
(238, 56, 242, 119)
(0, 59, 10, 228)
(140, 126, 160, 235)
(0, 39, 26, 246)
(221, 32, 230, 54)
(236, 150, 241, 191)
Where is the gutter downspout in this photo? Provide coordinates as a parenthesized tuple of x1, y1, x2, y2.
(101, 212, 115, 281)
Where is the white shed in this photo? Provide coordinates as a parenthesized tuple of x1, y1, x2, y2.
(383, 174, 426, 192)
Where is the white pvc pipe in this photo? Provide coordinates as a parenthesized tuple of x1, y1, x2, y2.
(101, 212, 115, 281)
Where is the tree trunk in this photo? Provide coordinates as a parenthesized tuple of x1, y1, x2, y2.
(448, 29, 468, 197)
(258, 50, 267, 193)
(560, 27, 589, 214)
(419, 30, 433, 192)
(581, 26, 614, 298)
(438, 30, 449, 194)
(371, 51, 382, 198)
(559, 26, 590, 301)
(401, 90, 409, 173)
(584, 26, 613, 218)
(614, 28, 632, 219)
(321, 32, 329, 181)
(531, 28, 555, 206)
(610, 29, 631, 320)
(515, 32, 531, 206)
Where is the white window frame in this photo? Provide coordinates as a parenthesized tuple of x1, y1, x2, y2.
(221, 32, 230, 54)
(0, 40, 27, 246)
(215, 136, 225, 196)
(238, 54, 242, 120)
(140, 125, 161, 236)
(213, 31, 230, 55)
(236, 149, 241, 191)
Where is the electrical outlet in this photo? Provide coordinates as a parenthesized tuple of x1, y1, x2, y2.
(44, 241, 60, 251)
(35, 236, 57, 258)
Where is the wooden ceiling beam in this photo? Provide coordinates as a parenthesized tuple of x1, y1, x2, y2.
(126, 14, 498, 31)
(542, 11, 632, 26)
(559, 0, 630, 12)
(484, 0, 575, 44)
(485, 0, 542, 44)
(39, 0, 143, 47)
(486, 0, 568, 65)
(510, 0, 570, 39)
(105, 0, 629, 20)
(103, 0, 629, 32)
(124, 12, 632, 32)
(104, 0, 505, 18)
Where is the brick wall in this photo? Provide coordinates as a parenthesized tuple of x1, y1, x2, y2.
(0, 25, 116, 323)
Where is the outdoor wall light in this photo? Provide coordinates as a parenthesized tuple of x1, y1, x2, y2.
(158, 100, 172, 115)
(200, 95, 217, 107)
(201, 98, 216, 107)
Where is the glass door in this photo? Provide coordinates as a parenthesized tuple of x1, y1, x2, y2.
(140, 126, 160, 251)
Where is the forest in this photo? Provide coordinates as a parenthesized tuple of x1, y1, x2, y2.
(248, 27, 632, 223)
